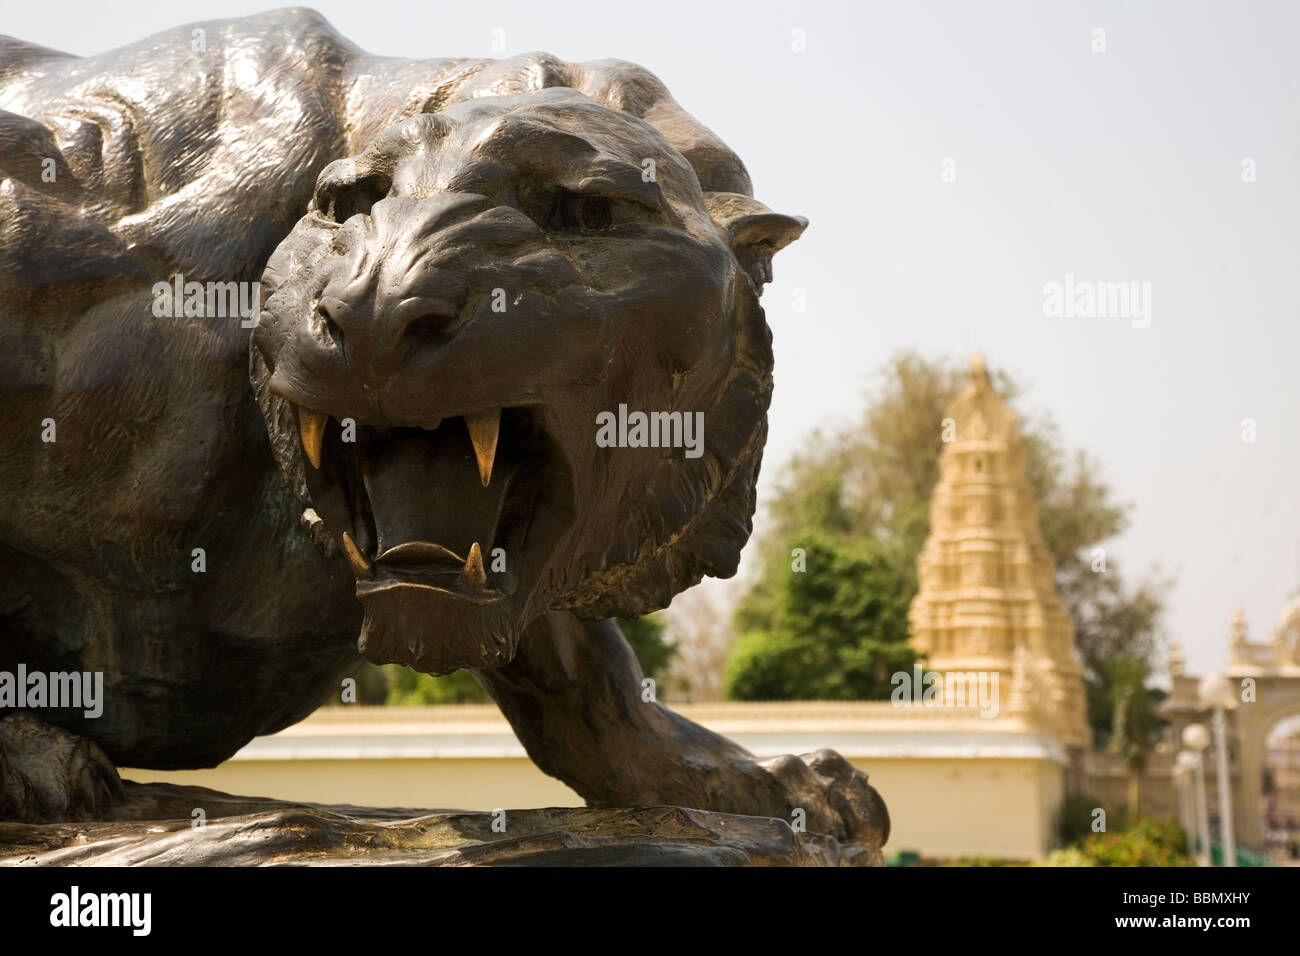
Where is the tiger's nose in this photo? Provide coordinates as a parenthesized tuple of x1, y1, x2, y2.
(316, 292, 461, 357)
(317, 193, 490, 384)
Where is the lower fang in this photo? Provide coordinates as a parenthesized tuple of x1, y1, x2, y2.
(463, 541, 487, 589)
(342, 531, 373, 579)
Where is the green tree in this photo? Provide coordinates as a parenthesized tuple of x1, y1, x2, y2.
(336, 614, 676, 706)
(618, 613, 676, 686)
(1070, 569, 1169, 746)
(385, 665, 487, 705)
(728, 351, 1168, 725)
(1107, 656, 1163, 818)
(724, 534, 920, 699)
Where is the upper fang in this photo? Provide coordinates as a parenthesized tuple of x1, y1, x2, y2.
(464, 412, 499, 487)
(299, 407, 328, 470)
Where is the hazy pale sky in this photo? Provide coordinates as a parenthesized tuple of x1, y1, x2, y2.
(9, 0, 1298, 678)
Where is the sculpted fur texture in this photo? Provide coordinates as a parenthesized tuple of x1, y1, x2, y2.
(0, 10, 887, 859)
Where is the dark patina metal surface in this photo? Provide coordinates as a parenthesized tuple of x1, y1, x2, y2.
(0, 9, 886, 863)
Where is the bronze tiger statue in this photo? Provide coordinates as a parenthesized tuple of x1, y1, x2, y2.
(0, 7, 887, 859)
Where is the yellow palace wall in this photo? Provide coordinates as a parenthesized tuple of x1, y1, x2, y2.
(123, 703, 1069, 861)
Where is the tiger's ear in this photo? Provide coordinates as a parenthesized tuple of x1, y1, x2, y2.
(705, 191, 808, 288)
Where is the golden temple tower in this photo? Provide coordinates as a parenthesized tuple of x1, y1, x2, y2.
(908, 354, 1089, 747)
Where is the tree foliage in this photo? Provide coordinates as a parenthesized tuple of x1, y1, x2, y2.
(618, 613, 676, 685)
(1107, 655, 1165, 817)
(727, 351, 1168, 731)
(339, 614, 675, 706)
(724, 534, 919, 700)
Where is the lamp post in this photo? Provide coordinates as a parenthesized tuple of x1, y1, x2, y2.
(1182, 724, 1212, 866)
(1174, 751, 1200, 859)
(1199, 674, 1239, 867)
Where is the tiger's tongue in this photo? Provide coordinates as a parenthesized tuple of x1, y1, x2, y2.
(361, 425, 505, 561)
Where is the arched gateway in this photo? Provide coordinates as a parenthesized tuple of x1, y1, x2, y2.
(1163, 600, 1300, 849)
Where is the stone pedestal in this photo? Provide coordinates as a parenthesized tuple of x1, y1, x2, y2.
(0, 781, 872, 866)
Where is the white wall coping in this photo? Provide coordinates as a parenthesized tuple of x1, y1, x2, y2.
(230, 704, 1069, 763)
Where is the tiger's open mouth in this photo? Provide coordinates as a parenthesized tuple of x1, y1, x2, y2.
(290, 404, 575, 671)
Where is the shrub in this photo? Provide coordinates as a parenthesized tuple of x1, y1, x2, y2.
(1077, 818, 1193, 867)
(1043, 847, 1096, 867)
(1054, 792, 1124, 848)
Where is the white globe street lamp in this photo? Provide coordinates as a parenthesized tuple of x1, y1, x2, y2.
(1172, 754, 1197, 858)
(1198, 674, 1239, 867)
(1200, 673, 1238, 710)
(1182, 723, 1211, 752)
(1177, 741, 1211, 865)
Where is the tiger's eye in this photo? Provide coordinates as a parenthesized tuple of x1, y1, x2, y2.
(576, 196, 612, 230)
